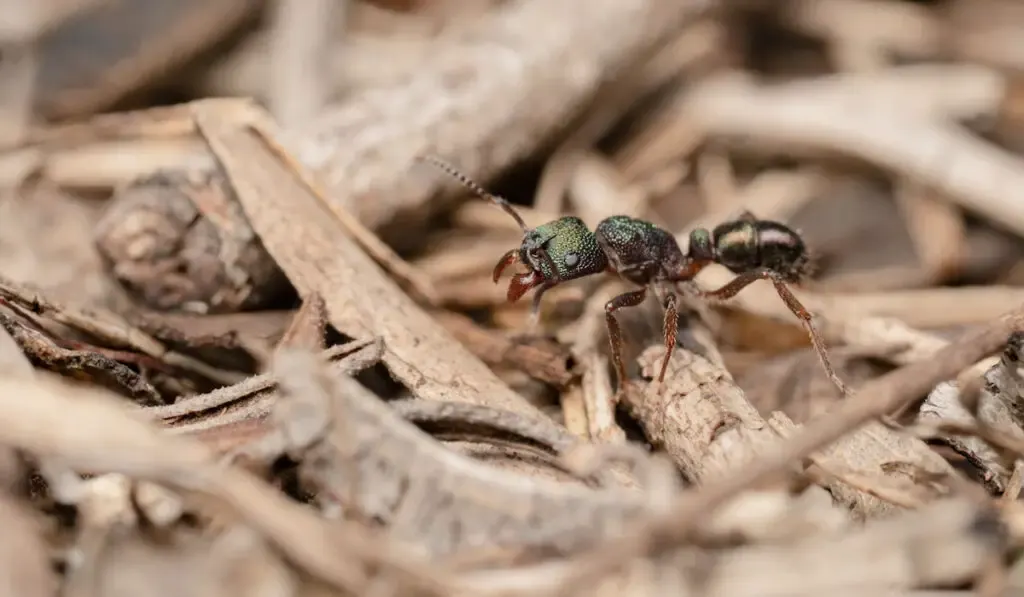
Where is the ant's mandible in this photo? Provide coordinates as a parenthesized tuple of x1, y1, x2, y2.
(418, 156, 848, 397)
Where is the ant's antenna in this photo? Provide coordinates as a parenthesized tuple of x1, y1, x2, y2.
(417, 155, 529, 233)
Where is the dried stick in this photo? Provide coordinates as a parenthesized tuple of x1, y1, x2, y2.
(0, 275, 241, 385)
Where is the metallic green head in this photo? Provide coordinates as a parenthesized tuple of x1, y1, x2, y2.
(494, 216, 608, 302)
(519, 217, 607, 281)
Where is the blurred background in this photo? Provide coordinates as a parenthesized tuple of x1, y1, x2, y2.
(1, 0, 1023, 421)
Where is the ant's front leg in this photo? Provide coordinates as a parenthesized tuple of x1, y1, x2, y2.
(698, 268, 849, 396)
(604, 288, 648, 395)
(527, 282, 554, 333)
(658, 290, 678, 384)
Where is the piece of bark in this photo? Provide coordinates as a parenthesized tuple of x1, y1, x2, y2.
(189, 109, 544, 418)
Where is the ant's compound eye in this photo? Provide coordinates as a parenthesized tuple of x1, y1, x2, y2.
(564, 252, 579, 268)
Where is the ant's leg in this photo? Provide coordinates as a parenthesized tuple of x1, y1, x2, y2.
(698, 269, 849, 396)
(658, 290, 679, 383)
(604, 288, 648, 392)
(527, 282, 553, 333)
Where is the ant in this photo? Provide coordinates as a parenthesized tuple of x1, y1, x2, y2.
(418, 156, 848, 397)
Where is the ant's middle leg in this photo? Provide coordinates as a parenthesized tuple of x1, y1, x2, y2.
(658, 290, 679, 383)
(697, 269, 848, 396)
(604, 288, 648, 393)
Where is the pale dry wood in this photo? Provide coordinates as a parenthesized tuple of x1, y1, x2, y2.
(942, 0, 1024, 72)
(671, 304, 1024, 531)
(782, 0, 941, 60)
(233, 348, 652, 558)
(470, 498, 1013, 597)
(0, 275, 242, 385)
(196, 0, 497, 100)
(569, 282, 629, 444)
(893, 181, 967, 285)
(0, 42, 37, 146)
(266, 0, 337, 129)
(613, 64, 1005, 183)
(0, 0, 104, 42)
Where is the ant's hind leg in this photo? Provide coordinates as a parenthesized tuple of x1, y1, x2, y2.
(658, 291, 679, 383)
(698, 269, 849, 396)
(604, 288, 648, 394)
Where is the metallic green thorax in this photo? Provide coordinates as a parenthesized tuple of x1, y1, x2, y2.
(594, 215, 685, 285)
(519, 216, 607, 281)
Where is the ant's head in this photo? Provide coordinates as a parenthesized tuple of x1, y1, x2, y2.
(417, 155, 607, 303)
(709, 216, 811, 281)
(496, 216, 607, 301)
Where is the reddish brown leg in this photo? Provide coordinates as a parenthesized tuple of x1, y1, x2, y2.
(658, 291, 678, 383)
(698, 269, 848, 396)
(604, 288, 648, 392)
(527, 282, 553, 332)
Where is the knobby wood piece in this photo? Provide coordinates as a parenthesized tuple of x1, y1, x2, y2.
(630, 346, 952, 519)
